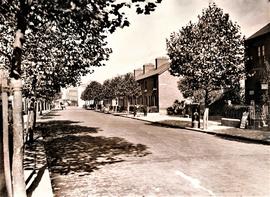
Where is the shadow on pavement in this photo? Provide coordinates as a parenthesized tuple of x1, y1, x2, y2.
(24, 138, 47, 170)
(26, 164, 47, 197)
(216, 134, 270, 145)
(38, 120, 151, 175)
(24, 134, 48, 197)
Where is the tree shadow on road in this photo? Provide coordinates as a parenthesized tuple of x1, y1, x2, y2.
(38, 120, 100, 138)
(39, 111, 61, 120)
(38, 120, 151, 175)
(145, 121, 191, 129)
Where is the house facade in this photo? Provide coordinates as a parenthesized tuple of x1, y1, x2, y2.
(134, 57, 183, 114)
(245, 23, 270, 106)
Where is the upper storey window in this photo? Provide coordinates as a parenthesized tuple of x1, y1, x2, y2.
(258, 45, 265, 65)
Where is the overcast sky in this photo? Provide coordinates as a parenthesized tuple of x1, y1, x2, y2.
(81, 0, 269, 85)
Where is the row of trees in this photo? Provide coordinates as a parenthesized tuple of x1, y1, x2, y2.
(0, 0, 162, 196)
(81, 72, 141, 113)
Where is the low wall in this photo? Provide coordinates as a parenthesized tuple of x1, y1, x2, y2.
(221, 118, 240, 128)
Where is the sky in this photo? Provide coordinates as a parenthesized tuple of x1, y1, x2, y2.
(81, 0, 270, 85)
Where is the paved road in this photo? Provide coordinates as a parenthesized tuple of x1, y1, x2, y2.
(40, 107, 270, 197)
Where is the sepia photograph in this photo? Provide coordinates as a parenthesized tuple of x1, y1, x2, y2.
(0, 0, 270, 196)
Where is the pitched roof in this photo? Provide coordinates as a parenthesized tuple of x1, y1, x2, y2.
(247, 23, 270, 40)
(135, 62, 170, 81)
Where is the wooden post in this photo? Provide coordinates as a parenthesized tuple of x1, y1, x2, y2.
(203, 108, 209, 130)
(11, 79, 26, 197)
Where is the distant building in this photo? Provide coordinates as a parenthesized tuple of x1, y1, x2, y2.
(77, 84, 87, 107)
(61, 84, 86, 107)
(245, 23, 270, 106)
(134, 57, 183, 114)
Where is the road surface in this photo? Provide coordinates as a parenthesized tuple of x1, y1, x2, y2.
(40, 107, 270, 197)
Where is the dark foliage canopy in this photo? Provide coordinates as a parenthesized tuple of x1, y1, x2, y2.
(0, 0, 162, 98)
(167, 3, 245, 105)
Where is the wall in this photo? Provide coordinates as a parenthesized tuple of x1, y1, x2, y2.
(158, 70, 183, 114)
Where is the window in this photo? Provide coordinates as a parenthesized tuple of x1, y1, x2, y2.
(258, 45, 265, 65)
(262, 45, 265, 63)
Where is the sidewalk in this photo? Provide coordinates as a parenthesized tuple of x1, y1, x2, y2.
(24, 110, 54, 197)
(112, 112, 270, 144)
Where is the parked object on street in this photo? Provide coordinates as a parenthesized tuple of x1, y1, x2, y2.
(191, 103, 200, 128)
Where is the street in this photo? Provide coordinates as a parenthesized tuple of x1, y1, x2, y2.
(40, 107, 270, 197)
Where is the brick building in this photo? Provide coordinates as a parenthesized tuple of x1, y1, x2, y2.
(134, 58, 183, 114)
(245, 23, 270, 106)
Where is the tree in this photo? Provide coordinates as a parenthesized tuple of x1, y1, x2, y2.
(167, 3, 245, 107)
(101, 79, 114, 101)
(117, 73, 141, 113)
(0, 1, 162, 196)
(81, 81, 103, 109)
(167, 3, 245, 129)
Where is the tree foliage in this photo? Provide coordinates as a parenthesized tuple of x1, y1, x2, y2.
(81, 73, 140, 103)
(0, 0, 162, 95)
(111, 72, 141, 99)
(167, 3, 245, 106)
(81, 81, 103, 101)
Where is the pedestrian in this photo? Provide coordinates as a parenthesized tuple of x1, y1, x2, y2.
(60, 102, 65, 110)
(143, 105, 147, 116)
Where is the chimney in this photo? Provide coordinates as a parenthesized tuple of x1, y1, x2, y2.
(143, 63, 155, 74)
(155, 57, 169, 69)
(134, 68, 143, 79)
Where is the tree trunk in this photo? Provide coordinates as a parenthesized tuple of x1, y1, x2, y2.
(0, 69, 8, 197)
(95, 100, 98, 111)
(2, 73, 13, 197)
(25, 109, 30, 142)
(39, 100, 43, 115)
(26, 109, 34, 144)
(127, 98, 130, 115)
(203, 89, 209, 130)
(0, 105, 7, 197)
(33, 100, 38, 129)
(11, 79, 27, 197)
(9, 2, 31, 196)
